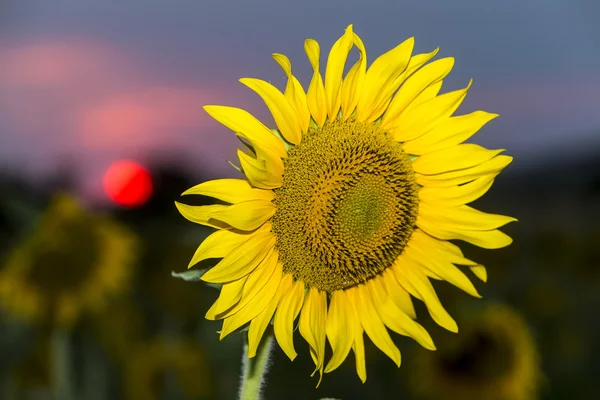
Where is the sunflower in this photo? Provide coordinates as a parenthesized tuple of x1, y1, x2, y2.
(408, 304, 541, 400)
(176, 25, 515, 382)
(0, 193, 138, 329)
(124, 338, 212, 400)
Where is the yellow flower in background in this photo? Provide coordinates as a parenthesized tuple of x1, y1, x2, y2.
(124, 338, 212, 400)
(176, 25, 514, 382)
(408, 304, 541, 400)
(0, 194, 138, 329)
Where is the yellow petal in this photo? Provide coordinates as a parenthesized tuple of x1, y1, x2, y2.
(367, 277, 435, 350)
(416, 216, 513, 249)
(381, 269, 416, 319)
(419, 173, 497, 207)
(351, 310, 367, 383)
(207, 199, 275, 232)
(393, 255, 458, 332)
(470, 264, 488, 282)
(390, 263, 421, 302)
(299, 287, 327, 383)
(403, 111, 499, 155)
(419, 203, 517, 231)
(324, 290, 355, 373)
(187, 228, 258, 268)
(416, 155, 513, 187)
(207, 276, 248, 319)
(356, 37, 415, 123)
(247, 274, 291, 358)
(274, 277, 305, 361)
(201, 233, 275, 283)
(219, 264, 283, 339)
(340, 33, 367, 120)
(409, 229, 476, 266)
(205, 296, 222, 320)
(254, 140, 285, 173)
(392, 47, 440, 88)
(175, 203, 230, 229)
(182, 179, 274, 203)
(393, 80, 473, 142)
(203, 105, 286, 158)
(219, 249, 279, 318)
(237, 149, 283, 189)
(404, 244, 480, 298)
(304, 39, 327, 127)
(325, 25, 354, 120)
(351, 286, 400, 367)
(405, 80, 443, 112)
(272, 53, 310, 134)
(240, 78, 301, 145)
(412, 144, 504, 175)
(382, 57, 454, 131)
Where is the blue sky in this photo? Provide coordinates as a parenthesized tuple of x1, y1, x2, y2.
(1, 0, 599, 199)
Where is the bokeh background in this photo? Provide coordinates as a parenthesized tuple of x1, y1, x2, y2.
(1, 1, 599, 399)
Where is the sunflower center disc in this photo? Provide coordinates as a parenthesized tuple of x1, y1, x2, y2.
(272, 119, 419, 292)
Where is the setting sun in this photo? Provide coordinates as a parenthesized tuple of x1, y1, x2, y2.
(103, 160, 153, 207)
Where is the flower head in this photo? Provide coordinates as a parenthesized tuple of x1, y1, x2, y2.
(176, 25, 515, 383)
(408, 304, 541, 400)
(0, 194, 138, 329)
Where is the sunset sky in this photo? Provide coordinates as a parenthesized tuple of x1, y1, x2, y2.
(1, 0, 599, 201)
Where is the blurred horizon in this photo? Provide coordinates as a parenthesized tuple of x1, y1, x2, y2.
(1, 0, 600, 204)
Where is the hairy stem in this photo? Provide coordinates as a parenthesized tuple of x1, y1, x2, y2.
(238, 333, 274, 400)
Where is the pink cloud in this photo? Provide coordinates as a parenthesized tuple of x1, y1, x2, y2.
(0, 39, 141, 139)
(0, 39, 133, 88)
(0, 38, 233, 152)
(0, 37, 239, 201)
(78, 86, 214, 149)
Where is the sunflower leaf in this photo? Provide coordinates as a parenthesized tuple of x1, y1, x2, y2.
(171, 269, 222, 290)
(171, 269, 206, 281)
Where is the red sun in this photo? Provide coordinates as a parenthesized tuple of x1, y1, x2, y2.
(103, 160, 153, 207)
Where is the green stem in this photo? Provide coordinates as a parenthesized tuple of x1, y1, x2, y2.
(238, 333, 274, 400)
(83, 339, 107, 400)
(51, 329, 75, 400)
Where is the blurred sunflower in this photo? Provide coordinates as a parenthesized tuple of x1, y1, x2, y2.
(408, 304, 541, 400)
(0, 194, 138, 329)
(124, 338, 212, 400)
(176, 25, 514, 382)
